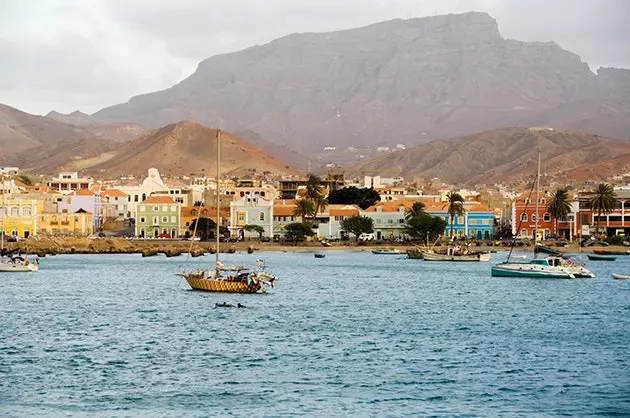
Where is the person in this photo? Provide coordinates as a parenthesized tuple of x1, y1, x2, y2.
(237, 303, 246, 308)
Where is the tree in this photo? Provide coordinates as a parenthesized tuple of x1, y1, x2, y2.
(327, 186, 381, 210)
(17, 175, 33, 186)
(546, 188, 572, 236)
(243, 224, 265, 240)
(404, 212, 446, 243)
(443, 191, 465, 239)
(284, 222, 316, 245)
(340, 215, 374, 240)
(589, 183, 617, 235)
(189, 217, 216, 241)
(303, 173, 328, 217)
(405, 201, 426, 221)
(293, 199, 316, 219)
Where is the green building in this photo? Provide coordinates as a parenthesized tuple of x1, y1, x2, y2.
(135, 196, 180, 238)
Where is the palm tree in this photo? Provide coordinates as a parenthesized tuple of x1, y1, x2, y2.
(442, 191, 465, 239)
(546, 188, 572, 237)
(589, 183, 617, 235)
(303, 173, 327, 219)
(293, 199, 315, 220)
(405, 201, 426, 221)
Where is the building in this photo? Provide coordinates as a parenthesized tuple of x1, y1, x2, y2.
(135, 196, 181, 238)
(1, 196, 42, 238)
(511, 192, 556, 239)
(272, 200, 299, 236)
(38, 209, 93, 236)
(101, 189, 128, 222)
(57, 189, 103, 230)
(118, 168, 173, 220)
(229, 194, 274, 239)
(180, 206, 210, 238)
(427, 202, 495, 239)
(574, 189, 630, 238)
(361, 202, 409, 240)
(278, 174, 345, 200)
(47, 172, 92, 192)
(317, 204, 360, 239)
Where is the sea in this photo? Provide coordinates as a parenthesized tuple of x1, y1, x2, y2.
(1, 250, 629, 417)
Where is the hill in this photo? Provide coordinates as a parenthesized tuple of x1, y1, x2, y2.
(92, 12, 630, 153)
(0, 103, 94, 155)
(349, 128, 630, 186)
(74, 121, 298, 178)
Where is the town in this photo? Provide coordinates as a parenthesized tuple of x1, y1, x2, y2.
(1, 166, 627, 246)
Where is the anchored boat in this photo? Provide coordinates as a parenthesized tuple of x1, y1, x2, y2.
(176, 129, 276, 293)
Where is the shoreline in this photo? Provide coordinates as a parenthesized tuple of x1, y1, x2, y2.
(6, 237, 629, 256)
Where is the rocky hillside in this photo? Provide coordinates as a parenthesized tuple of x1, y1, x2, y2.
(0, 103, 94, 155)
(350, 128, 630, 185)
(64, 121, 298, 178)
(92, 12, 630, 153)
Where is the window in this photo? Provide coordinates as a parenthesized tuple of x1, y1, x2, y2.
(259, 211, 265, 221)
(23, 207, 31, 216)
(525, 198, 530, 204)
(163, 206, 168, 212)
(140, 206, 145, 212)
(153, 216, 159, 225)
(170, 216, 176, 223)
(520, 213, 528, 221)
(142, 193, 146, 201)
(469, 219, 477, 225)
(191, 209, 197, 216)
(482, 219, 490, 225)
(398, 219, 404, 224)
(10, 207, 18, 216)
(238, 213, 245, 222)
(140, 217, 146, 223)
(543, 213, 551, 222)
(532, 214, 537, 221)
(520, 228, 528, 237)
(162, 216, 169, 223)
(153, 206, 159, 211)
(134, 195, 139, 202)
(388, 219, 393, 224)
(540, 198, 546, 204)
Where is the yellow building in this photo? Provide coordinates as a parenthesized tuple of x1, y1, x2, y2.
(1, 197, 42, 238)
(38, 209, 94, 236)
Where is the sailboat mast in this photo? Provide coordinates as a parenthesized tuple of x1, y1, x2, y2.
(216, 129, 221, 272)
(1, 179, 4, 253)
(534, 149, 541, 247)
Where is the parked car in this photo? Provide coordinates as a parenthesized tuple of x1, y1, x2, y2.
(157, 233, 171, 239)
(358, 233, 375, 242)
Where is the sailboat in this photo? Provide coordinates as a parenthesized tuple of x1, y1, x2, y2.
(491, 151, 594, 279)
(0, 179, 38, 272)
(176, 129, 276, 293)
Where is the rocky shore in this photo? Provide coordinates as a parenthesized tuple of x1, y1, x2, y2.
(5, 236, 628, 258)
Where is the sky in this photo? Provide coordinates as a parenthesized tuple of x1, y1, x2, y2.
(1, 0, 628, 115)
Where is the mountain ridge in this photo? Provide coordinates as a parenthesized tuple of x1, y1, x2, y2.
(91, 12, 630, 153)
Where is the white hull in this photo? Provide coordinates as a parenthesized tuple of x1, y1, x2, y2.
(423, 251, 490, 262)
(0, 259, 38, 272)
(612, 273, 630, 280)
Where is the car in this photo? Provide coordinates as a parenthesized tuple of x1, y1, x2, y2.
(157, 233, 171, 239)
(358, 233, 375, 242)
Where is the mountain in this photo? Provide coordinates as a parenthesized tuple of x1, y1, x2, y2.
(349, 127, 630, 185)
(92, 12, 630, 154)
(46, 110, 93, 125)
(46, 109, 145, 142)
(59, 121, 297, 178)
(233, 129, 312, 170)
(0, 103, 94, 155)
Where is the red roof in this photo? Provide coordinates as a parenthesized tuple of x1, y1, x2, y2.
(142, 196, 177, 204)
(103, 189, 127, 198)
(75, 189, 95, 196)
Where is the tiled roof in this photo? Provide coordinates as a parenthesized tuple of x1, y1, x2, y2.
(273, 205, 297, 216)
(329, 208, 359, 216)
(142, 196, 177, 204)
(103, 189, 128, 197)
(363, 202, 411, 212)
(75, 189, 95, 196)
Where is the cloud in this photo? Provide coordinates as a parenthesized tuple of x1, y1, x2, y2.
(0, 0, 628, 114)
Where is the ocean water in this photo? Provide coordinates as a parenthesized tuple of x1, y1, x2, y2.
(1, 250, 629, 417)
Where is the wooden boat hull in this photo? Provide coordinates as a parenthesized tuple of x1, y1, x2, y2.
(587, 254, 617, 261)
(592, 249, 629, 255)
(182, 274, 261, 293)
(612, 273, 630, 280)
(406, 249, 423, 259)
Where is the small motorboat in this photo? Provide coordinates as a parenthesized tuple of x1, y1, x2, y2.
(314, 253, 326, 258)
(612, 273, 630, 280)
(372, 249, 403, 255)
(587, 254, 617, 261)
